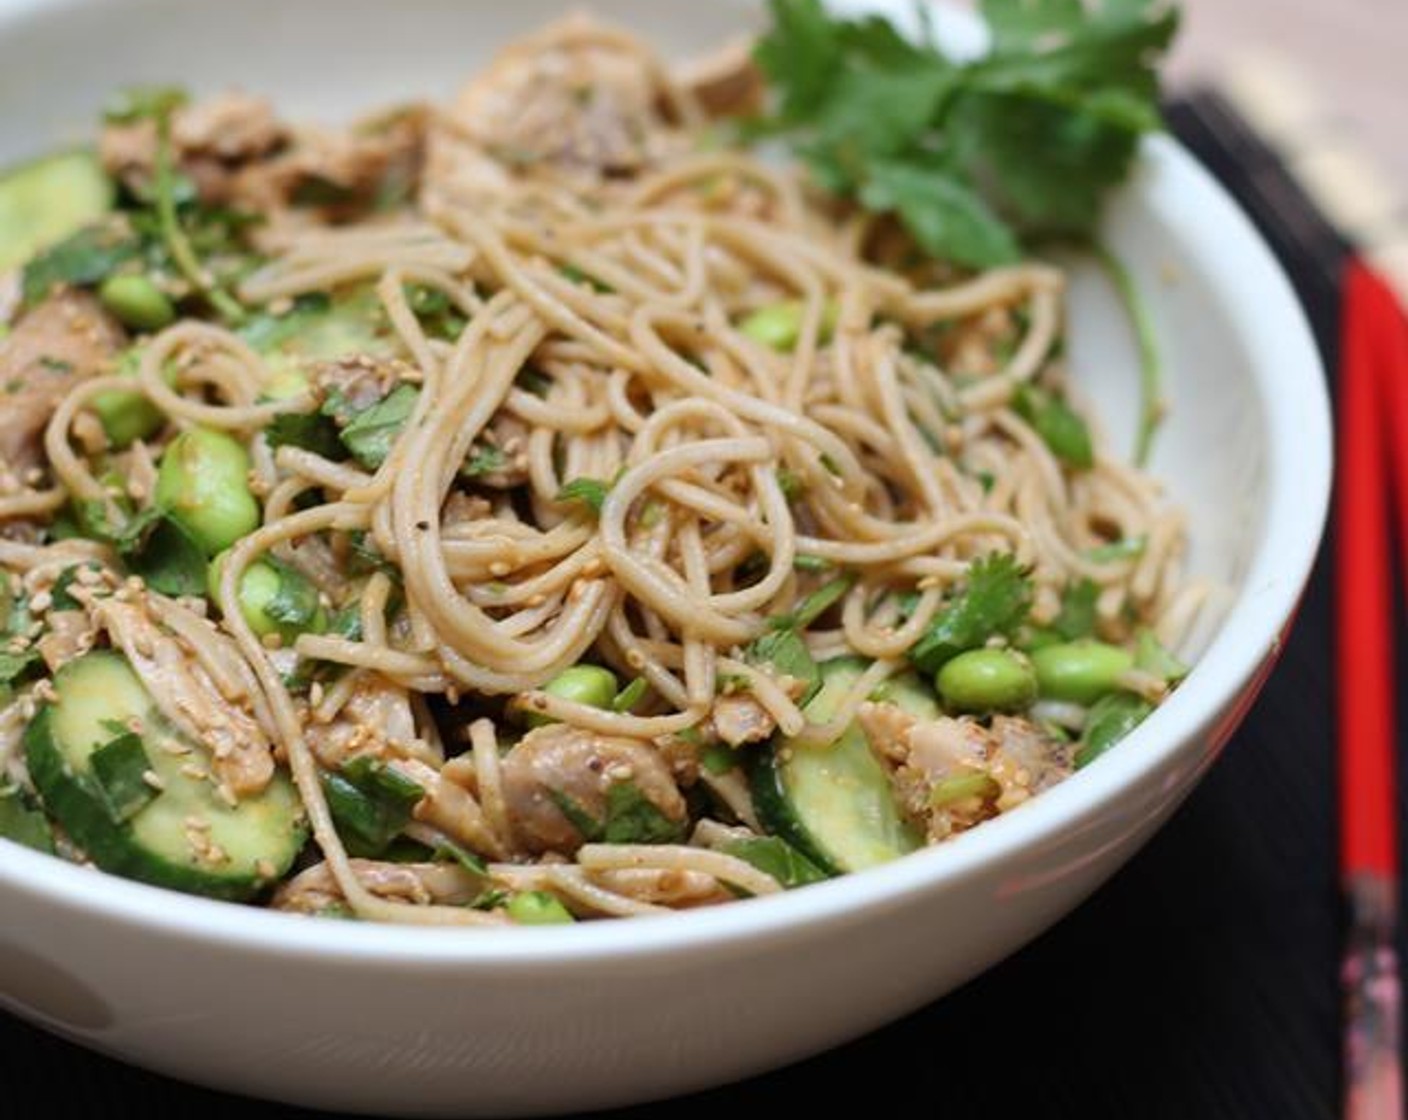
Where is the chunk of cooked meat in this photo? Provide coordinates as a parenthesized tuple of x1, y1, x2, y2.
(709, 693, 775, 747)
(98, 597, 275, 797)
(271, 858, 495, 916)
(500, 723, 687, 855)
(675, 38, 764, 118)
(422, 16, 681, 211)
(101, 93, 288, 205)
(0, 291, 125, 471)
(858, 702, 1075, 843)
(235, 107, 427, 223)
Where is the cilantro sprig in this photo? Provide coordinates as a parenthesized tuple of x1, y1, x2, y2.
(753, 0, 1179, 268)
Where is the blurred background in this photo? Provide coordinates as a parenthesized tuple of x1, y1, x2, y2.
(1173, 0, 1406, 187)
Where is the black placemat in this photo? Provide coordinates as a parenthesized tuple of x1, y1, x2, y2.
(0, 99, 1350, 1120)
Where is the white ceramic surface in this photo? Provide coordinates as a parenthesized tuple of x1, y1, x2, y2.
(0, 1, 1331, 1115)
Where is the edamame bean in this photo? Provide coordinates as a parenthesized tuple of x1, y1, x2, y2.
(936, 647, 1036, 713)
(89, 349, 163, 450)
(99, 274, 175, 332)
(506, 891, 575, 925)
(155, 428, 260, 556)
(525, 664, 620, 727)
(1030, 640, 1134, 705)
(739, 299, 838, 352)
(207, 552, 325, 641)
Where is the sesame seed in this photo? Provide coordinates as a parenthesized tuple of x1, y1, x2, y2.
(141, 770, 166, 791)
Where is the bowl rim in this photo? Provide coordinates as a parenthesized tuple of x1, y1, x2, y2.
(0, 0, 1332, 970)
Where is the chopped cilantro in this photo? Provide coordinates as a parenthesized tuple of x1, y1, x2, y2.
(337, 383, 419, 470)
(908, 553, 1033, 674)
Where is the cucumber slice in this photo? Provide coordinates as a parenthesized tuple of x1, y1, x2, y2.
(0, 149, 113, 273)
(750, 658, 934, 875)
(24, 651, 305, 901)
(241, 286, 403, 390)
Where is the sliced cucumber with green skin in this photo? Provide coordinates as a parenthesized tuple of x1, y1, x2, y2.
(24, 652, 306, 901)
(0, 149, 113, 273)
(241, 286, 403, 392)
(750, 658, 934, 875)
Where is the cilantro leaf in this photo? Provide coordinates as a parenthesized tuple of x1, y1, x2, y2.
(265, 411, 345, 460)
(546, 781, 686, 846)
(753, 0, 1178, 267)
(908, 553, 1033, 674)
(0, 785, 55, 854)
(22, 219, 142, 304)
(336, 383, 419, 470)
(556, 477, 612, 515)
(461, 443, 507, 479)
(1013, 383, 1095, 468)
(748, 628, 822, 706)
(323, 756, 424, 858)
(0, 650, 38, 689)
(117, 510, 207, 598)
(860, 160, 1021, 267)
(724, 836, 829, 889)
(90, 731, 157, 823)
(261, 558, 323, 631)
(602, 781, 687, 845)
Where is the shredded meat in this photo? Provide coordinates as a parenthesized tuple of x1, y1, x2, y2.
(589, 868, 733, 908)
(101, 93, 425, 228)
(35, 608, 98, 673)
(0, 291, 125, 471)
(500, 723, 687, 855)
(422, 15, 681, 211)
(98, 597, 275, 796)
(709, 694, 775, 747)
(390, 754, 508, 862)
(304, 674, 420, 770)
(859, 702, 1075, 843)
(271, 858, 494, 916)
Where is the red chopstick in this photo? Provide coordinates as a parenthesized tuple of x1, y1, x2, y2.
(1336, 259, 1406, 1120)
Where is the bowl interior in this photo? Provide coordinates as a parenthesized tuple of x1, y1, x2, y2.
(0, 0, 1328, 959)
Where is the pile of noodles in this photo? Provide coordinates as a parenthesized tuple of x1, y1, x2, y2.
(10, 21, 1203, 924)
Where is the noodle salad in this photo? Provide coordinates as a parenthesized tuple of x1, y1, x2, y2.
(0, 1, 1197, 924)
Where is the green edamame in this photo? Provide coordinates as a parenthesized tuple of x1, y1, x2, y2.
(525, 664, 620, 727)
(506, 891, 575, 925)
(90, 349, 162, 450)
(936, 647, 1036, 713)
(739, 299, 838, 352)
(1030, 640, 1134, 705)
(207, 552, 326, 641)
(99, 274, 175, 332)
(155, 428, 260, 556)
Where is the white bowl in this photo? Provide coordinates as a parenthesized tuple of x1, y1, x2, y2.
(0, 0, 1331, 1115)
